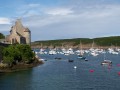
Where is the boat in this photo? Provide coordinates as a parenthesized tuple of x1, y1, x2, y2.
(48, 49, 57, 55)
(85, 58, 88, 61)
(90, 51, 98, 56)
(68, 59, 74, 62)
(89, 41, 99, 56)
(101, 60, 112, 65)
(101, 50, 112, 65)
(77, 41, 86, 59)
(77, 55, 83, 59)
(78, 55, 86, 59)
(39, 58, 47, 61)
(54, 57, 62, 60)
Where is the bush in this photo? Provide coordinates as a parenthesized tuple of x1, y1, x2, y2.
(2, 44, 35, 65)
(0, 33, 5, 39)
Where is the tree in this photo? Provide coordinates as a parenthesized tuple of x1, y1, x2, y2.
(2, 44, 35, 65)
(2, 46, 14, 66)
(0, 46, 5, 60)
(0, 33, 5, 39)
(16, 44, 35, 63)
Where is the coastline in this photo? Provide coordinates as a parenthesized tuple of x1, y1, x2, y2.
(0, 60, 43, 73)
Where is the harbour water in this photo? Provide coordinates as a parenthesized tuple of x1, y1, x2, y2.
(1, 52, 120, 90)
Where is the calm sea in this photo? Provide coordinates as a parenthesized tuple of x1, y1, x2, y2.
(0, 53, 120, 90)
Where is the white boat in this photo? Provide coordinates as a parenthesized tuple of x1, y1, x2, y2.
(101, 51, 112, 65)
(89, 41, 99, 56)
(90, 51, 98, 56)
(39, 58, 47, 61)
(39, 48, 45, 54)
(64, 48, 74, 55)
(77, 41, 85, 58)
(101, 60, 112, 65)
(48, 49, 57, 55)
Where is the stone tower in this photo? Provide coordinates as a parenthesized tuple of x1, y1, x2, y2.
(23, 27, 31, 45)
(6, 19, 31, 45)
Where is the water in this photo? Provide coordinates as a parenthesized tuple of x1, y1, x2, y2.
(1, 53, 120, 90)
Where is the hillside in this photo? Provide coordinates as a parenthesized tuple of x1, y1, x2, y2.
(31, 36, 120, 49)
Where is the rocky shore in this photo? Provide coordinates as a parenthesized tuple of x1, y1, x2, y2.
(0, 59, 43, 73)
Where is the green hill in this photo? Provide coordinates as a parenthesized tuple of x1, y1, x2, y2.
(31, 36, 120, 48)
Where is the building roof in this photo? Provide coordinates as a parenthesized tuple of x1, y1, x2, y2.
(24, 28, 30, 32)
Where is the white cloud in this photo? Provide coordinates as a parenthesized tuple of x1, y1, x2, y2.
(2, 1, 120, 41)
(46, 8, 73, 15)
(28, 4, 40, 8)
(0, 17, 11, 24)
(22, 4, 120, 29)
(22, 3, 120, 41)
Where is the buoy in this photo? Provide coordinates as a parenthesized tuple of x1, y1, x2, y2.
(108, 65, 111, 69)
(89, 69, 94, 73)
(74, 66, 77, 69)
(117, 64, 120, 67)
(118, 72, 120, 76)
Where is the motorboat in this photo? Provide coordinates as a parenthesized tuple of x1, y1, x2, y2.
(101, 60, 112, 65)
(77, 55, 83, 59)
(85, 58, 88, 61)
(78, 55, 86, 60)
(54, 57, 62, 60)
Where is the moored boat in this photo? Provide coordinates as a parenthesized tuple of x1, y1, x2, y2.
(101, 60, 112, 65)
(68, 59, 74, 62)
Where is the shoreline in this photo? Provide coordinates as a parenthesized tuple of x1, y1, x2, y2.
(0, 60, 43, 73)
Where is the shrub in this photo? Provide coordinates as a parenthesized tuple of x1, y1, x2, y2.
(2, 44, 35, 65)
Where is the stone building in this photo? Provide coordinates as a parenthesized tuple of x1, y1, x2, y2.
(5, 19, 31, 45)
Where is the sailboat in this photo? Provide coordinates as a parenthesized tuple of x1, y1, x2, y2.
(77, 41, 86, 60)
(39, 43, 45, 54)
(90, 40, 99, 56)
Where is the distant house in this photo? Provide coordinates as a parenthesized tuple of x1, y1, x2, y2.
(5, 19, 31, 45)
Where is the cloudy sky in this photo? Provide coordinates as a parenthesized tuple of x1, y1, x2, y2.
(0, 0, 120, 41)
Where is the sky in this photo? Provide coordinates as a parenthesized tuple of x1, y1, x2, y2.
(1, 0, 120, 41)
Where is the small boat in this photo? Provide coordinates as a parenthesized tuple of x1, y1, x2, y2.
(54, 57, 62, 60)
(44, 59, 47, 61)
(101, 60, 112, 65)
(78, 55, 86, 60)
(68, 59, 74, 62)
(81, 56, 86, 60)
(77, 55, 83, 59)
(39, 58, 47, 61)
(101, 51, 112, 65)
(85, 58, 88, 61)
(77, 41, 85, 59)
